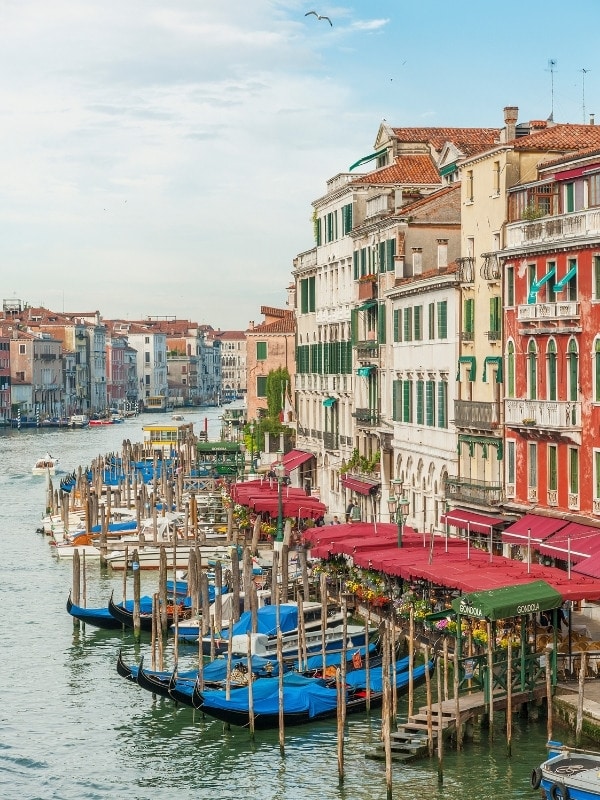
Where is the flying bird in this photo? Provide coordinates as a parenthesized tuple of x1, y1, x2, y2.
(305, 10, 333, 26)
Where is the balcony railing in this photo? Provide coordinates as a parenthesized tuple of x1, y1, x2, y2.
(460, 331, 475, 342)
(454, 400, 500, 431)
(456, 257, 475, 283)
(355, 341, 380, 359)
(353, 407, 380, 427)
(445, 476, 503, 506)
(517, 302, 580, 323)
(506, 208, 600, 248)
(480, 252, 501, 281)
(504, 399, 581, 429)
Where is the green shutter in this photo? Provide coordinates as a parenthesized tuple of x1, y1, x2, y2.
(392, 379, 401, 421)
(256, 341, 267, 360)
(489, 296, 500, 333)
(548, 445, 557, 492)
(393, 309, 400, 342)
(386, 238, 396, 272)
(414, 305, 422, 341)
(570, 448, 579, 494)
(416, 380, 424, 424)
(378, 304, 386, 344)
(437, 381, 448, 428)
(300, 279, 308, 314)
(308, 276, 316, 312)
(428, 303, 435, 339)
(315, 217, 321, 246)
(350, 308, 358, 345)
(403, 307, 412, 342)
(426, 380, 435, 426)
(464, 298, 474, 334)
(379, 241, 386, 272)
(438, 301, 447, 339)
(353, 251, 359, 280)
(403, 380, 412, 422)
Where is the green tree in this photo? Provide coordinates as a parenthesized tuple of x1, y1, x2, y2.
(266, 367, 290, 420)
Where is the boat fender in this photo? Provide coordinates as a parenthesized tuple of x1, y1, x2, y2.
(530, 768, 542, 790)
(549, 782, 569, 800)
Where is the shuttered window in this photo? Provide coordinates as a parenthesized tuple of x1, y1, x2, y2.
(489, 296, 500, 333)
(393, 309, 402, 342)
(378, 304, 386, 344)
(416, 380, 424, 424)
(392, 380, 402, 421)
(425, 380, 435, 426)
(428, 303, 435, 339)
(437, 381, 448, 428)
(414, 305, 422, 341)
(569, 447, 579, 495)
(386, 238, 396, 271)
(437, 301, 448, 339)
(548, 445, 557, 492)
(403, 380, 412, 422)
(464, 298, 475, 334)
(403, 307, 413, 342)
(256, 341, 267, 360)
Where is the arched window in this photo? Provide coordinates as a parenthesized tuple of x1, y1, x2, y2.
(567, 338, 579, 401)
(595, 339, 600, 402)
(547, 339, 557, 401)
(506, 341, 515, 398)
(527, 340, 538, 400)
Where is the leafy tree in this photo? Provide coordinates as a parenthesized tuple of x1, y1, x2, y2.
(266, 367, 290, 420)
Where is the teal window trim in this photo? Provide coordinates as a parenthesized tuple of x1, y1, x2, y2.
(458, 434, 503, 461)
(357, 299, 378, 311)
(322, 397, 337, 407)
(356, 365, 376, 377)
(527, 265, 556, 304)
(456, 356, 476, 382)
(482, 356, 503, 383)
(553, 264, 577, 292)
(349, 147, 388, 171)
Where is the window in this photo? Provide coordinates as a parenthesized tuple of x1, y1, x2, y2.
(547, 340, 557, 401)
(437, 381, 448, 428)
(527, 340, 538, 400)
(595, 450, 600, 503)
(437, 301, 448, 339)
(506, 341, 515, 398)
(565, 183, 574, 213)
(506, 266, 515, 307)
(300, 277, 316, 313)
(393, 309, 402, 342)
(416, 380, 424, 424)
(315, 216, 322, 245)
(392, 379, 402, 421)
(507, 440, 516, 486)
(256, 341, 267, 361)
(567, 339, 578, 401)
(528, 264, 537, 297)
(528, 443, 537, 489)
(414, 305, 422, 341)
(590, 174, 600, 208)
(402, 380, 412, 423)
(403, 307, 413, 342)
(594, 256, 600, 300)
(342, 203, 353, 235)
(548, 444, 558, 493)
(256, 376, 267, 397)
(19, 344, 26, 355)
(463, 298, 474, 338)
(489, 296, 500, 336)
(385, 238, 396, 272)
(425, 380, 435, 426)
(595, 340, 600, 402)
(566, 258, 578, 301)
(569, 448, 579, 495)
(493, 160, 500, 194)
(466, 170, 474, 201)
(144, 352, 150, 363)
(428, 303, 435, 339)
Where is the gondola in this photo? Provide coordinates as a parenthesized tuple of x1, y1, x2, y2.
(67, 592, 127, 630)
(191, 656, 434, 730)
(108, 591, 189, 631)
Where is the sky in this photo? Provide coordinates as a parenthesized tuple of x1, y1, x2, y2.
(2, 0, 600, 330)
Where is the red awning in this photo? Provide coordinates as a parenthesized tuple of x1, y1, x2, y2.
(573, 549, 600, 579)
(501, 514, 568, 545)
(537, 522, 600, 563)
(441, 510, 506, 536)
(341, 474, 380, 496)
(281, 449, 313, 472)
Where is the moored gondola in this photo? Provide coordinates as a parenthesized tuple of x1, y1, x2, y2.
(107, 590, 188, 630)
(67, 592, 124, 630)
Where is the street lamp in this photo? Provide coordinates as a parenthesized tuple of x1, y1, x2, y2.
(273, 450, 285, 553)
(249, 420, 255, 475)
(387, 479, 409, 548)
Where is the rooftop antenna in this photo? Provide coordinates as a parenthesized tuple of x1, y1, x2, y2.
(581, 68, 590, 122)
(547, 58, 557, 120)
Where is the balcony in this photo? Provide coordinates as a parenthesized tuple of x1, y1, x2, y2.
(355, 340, 380, 360)
(323, 431, 339, 450)
(357, 277, 378, 301)
(460, 331, 474, 342)
(353, 407, 380, 427)
(480, 252, 501, 281)
(504, 398, 581, 444)
(506, 208, 600, 249)
(456, 257, 475, 283)
(454, 400, 500, 431)
(517, 301, 580, 326)
(445, 476, 503, 507)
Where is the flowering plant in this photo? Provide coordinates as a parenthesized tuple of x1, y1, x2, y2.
(358, 273, 377, 283)
(472, 629, 488, 647)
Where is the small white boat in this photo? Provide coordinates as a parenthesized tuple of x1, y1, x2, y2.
(69, 414, 89, 427)
(172, 413, 185, 421)
(533, 742, 600, 799)
(32, 453, 59, 476)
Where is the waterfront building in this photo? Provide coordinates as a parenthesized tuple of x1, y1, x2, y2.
(120, 322, 168, 409)
(502, 145, 600, 555)
(0, 334, 10, 424)
(453, 110, 600, 546)
(246, 306, 295, 423)
(105, 331, 128, 410)
(213, 329, 247, 401)
(198, 325, 222, 406)
(8, 329, 64, 418)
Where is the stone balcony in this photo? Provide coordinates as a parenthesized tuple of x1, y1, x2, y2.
(504, 398, 581, 444)
(517, 301, 580, 326)
(454, 400, 500, 431)
(445, 476, 503, 507)
(506, 208, 600, 249)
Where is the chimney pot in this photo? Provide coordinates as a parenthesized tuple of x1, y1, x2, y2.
(591, 113, 595, 125)
(503, 106, 519, 142)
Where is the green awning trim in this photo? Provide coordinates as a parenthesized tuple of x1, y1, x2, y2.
(439, 163, 457, 177)
(349, 147, 389, 171)
(458, 434, 503, 461)
(451, 580, 562, 621)
(528, 266, 556, 304)
(356, 366, 376, 377)
(553, 264, 577, 292)
(357, 299, 378, 311)
(482, 356, 503, 383)
(322, 397, 337, 407)
(456, 356, 476, 382)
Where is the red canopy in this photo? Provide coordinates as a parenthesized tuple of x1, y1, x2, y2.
(250, 495, 326, 519)
(536, 522, 600, 564)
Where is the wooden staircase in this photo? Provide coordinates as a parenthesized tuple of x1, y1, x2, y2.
(367, 703, 457, 762)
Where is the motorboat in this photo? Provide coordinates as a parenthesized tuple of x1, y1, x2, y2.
(532, 742, 600, 799)
(32, 453, 59, 476)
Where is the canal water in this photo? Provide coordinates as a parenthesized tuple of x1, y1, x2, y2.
(0, 408, 559, 799)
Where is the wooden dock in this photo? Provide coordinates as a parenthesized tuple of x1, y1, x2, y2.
(367, 685, 547, 762)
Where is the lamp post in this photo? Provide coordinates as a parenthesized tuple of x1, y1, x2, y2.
(387, 479, 409, 548)
(249, 420, 255, 475)
(274, 450, 285, 553)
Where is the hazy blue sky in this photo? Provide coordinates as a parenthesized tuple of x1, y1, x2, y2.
(2, 0, 598, 329)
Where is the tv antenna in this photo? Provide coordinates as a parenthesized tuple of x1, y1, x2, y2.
(547, 58, 557, 120)
(581, 68, 591, 122)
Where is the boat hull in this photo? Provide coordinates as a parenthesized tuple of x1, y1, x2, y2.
(537, 746, 600, 799)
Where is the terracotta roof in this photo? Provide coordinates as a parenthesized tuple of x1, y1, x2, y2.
(395, 183, 460, 214)
(248, 309, 295, 335)
(213, 330, 247, 340)
(509, 123, 600, 151)
(539, 145, 600, 171)
(390, 127, 500, 155)
(353, 154, 440, 186)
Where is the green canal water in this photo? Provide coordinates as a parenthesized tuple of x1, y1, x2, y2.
(0, 411, 569, 799)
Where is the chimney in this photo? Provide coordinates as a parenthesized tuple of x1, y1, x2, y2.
(437, 239, 448, 269)
(503, 106, 519, 142)
(591, 114, 595, 126)
(249, 320, 254, 330)
(412, 247, 423, 276)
